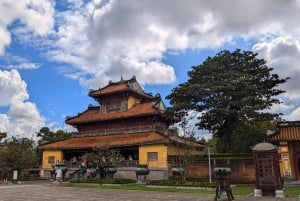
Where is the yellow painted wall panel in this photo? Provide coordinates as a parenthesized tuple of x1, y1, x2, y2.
(139, 144, 168, 168)
(128, 95, 136, 109)
(42, 150, 63, 169)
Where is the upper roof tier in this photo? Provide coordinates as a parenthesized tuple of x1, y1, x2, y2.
(89, 76, 152, 99)
(65, 76, 168, 125)
(66, 99, 164, 124)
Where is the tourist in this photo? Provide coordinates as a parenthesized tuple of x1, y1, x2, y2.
(55, 168, 62, 185)
(3, 169, 8, 184)
(86, 168, 92, 178)
(72, 156, 77, 164)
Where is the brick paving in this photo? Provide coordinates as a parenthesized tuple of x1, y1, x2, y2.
(0, 182, 299, 201)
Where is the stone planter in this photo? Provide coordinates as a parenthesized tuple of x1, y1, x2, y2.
(106, 165, 117, 179)
(171, 167, 185, 176)
(135, 164, 150, 183)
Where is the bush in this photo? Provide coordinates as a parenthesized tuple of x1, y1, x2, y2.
(147, 179, 215, 187)
(70, 178, 136, 184)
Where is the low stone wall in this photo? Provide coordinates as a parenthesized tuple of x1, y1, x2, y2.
(114, 167, 169, 181)
(40, 158, 255, 183)
(169, 158, 255, 183)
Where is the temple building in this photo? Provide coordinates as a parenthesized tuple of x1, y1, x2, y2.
(267, 121, 300, 181)
(40, 76, 204, 180)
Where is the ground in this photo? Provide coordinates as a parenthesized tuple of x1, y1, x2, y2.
(0, 182, 297, 201)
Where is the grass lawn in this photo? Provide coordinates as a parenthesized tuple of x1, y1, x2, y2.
(66, 183, 300, 196)
(284, 186, 300, 195)
(66, 183, 254, 195)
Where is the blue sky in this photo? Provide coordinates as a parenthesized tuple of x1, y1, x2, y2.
(1, 0, 300, 140)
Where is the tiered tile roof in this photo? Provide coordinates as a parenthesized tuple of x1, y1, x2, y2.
(40, 132, 166, 150)
(268, 121, 300, 142)
(89, 76, 152, 99)
(40, 131, 204, 150)
(66, 100, 161, 124)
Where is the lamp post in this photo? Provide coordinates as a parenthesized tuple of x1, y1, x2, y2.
(208, 147, 212, 183)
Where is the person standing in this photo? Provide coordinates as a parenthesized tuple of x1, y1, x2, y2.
(3, 169, 8, 184)
(55, 168, 62, 185)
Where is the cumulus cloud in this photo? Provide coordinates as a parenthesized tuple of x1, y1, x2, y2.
(34, 0, 299, 91)
(0, 70, 45, 139)
(2, 0, 300, 90)
(2, 0, 300, 138)
(0, 0, 54, 55)
(253, 36, 300, 120)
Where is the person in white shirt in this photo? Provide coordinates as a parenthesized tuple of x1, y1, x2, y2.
(55, 168, 62, 185)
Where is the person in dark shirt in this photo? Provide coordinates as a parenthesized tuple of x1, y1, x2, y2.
(3, 169, 8, 184)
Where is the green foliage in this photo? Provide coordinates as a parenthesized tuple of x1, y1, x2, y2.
(284, 186, 300, 196)
(166, 49, 288, 153)
(228, 121, 276, 153)
(84, 147, 120, 167)
(0, 137, 38, 173)
(147, 179, 215, 187)
(71, 178, 135, 184)
(36, 127, 72, 162)
(37, 127, 72, 145)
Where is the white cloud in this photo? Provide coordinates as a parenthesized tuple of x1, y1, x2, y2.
(35, 0, 300, 91)
(2, 0, 300, 132)
(288, 107, 300, 121)
(0, 69, 28, 106)
(253, 36, 300, 120)
(38, 0, 300, 122)
(0, 0, 55, 55)
(0, 70, 45, 139)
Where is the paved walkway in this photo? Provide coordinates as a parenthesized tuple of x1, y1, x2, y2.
(0, 183, 299, 201)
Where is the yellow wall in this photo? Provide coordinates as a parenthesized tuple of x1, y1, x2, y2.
(139, 144, 168, 168)
(42, 150, 63, 169)
(128, 95, 137, 109)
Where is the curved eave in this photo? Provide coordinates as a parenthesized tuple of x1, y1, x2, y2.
(39, 132, 168, 150)
(89, 88, 152, 99)
(267, 125, 300, 142)
(66, 111, 161, 125)
(65, 101, 167, 125)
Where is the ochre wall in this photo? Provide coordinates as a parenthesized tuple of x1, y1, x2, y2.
(168, 159, 255, 183)
(139, 144, 168, 168)
(42, 150, 63, 169)
(128, 95, 136, 109)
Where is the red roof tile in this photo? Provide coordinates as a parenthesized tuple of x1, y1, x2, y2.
(40, 132, 168, 150)
(89, 79, 151, 98)
(90, 83, 128, 96)
(268, 126, 300, 142)
(66, 101, 159, 124)
(169, 135, 204, 149)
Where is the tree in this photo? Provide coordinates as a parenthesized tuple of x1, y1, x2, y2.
(0, 137, 38, 177)
(37, 127, 72, 145)
(169, 116, 198, 180)
(36, 127, 72, 163)
(166, 49, 289, 153)
(84, 147, 120, 179)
